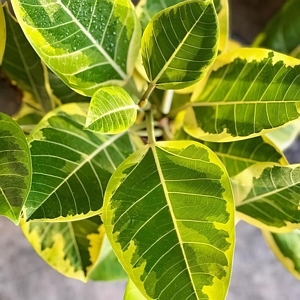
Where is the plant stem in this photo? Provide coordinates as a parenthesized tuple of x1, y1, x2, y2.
(145, 109, 156, 144)
(139, 83, 155, 108)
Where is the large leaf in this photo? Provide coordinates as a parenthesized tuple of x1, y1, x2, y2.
(103, 141, 234, 300)
(263, 229, 300, 279)
(184, 48, 300, 142)
(141, 0, 219, 90)
(0, 112, 31, 224)
(0, 4, 5, 64)
(2, 4, 54, 113)
(253, 0, 300, 54)
(234, 163, 300, 232)
(24, 103, 137, 221)
(21, 215, 126, 282)
(85, 86, 137, 134)
(11, 0, 141, 96)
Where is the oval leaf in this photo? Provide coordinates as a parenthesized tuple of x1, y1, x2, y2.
(103, 141, 234, 300)
(0, 3, 5, 63)
(0, 112, 31, 224)
(86, 86, 137, 134)
(11, 0, 141, 96)
(24, 103, 137, 221)
(185, 49, 300, 142)
(141, 0, 219, 90)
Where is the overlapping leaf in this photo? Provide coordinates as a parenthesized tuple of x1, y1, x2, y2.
(263, 229, 300, 279)
(234, 163, 300, 231)
(24, 103, 137, 221)
(85, 86, 137, 134)
(253, 0, 300, 54)
(2, 4, 54, 112)
(21, 215, 126, 281)
(0, 112, 31, 224)
(184, 49, 300, 142)
(0, 4, 5, 63)
(141, 0, 219, 90)
(103, 141, 234, 300)
(11, 0, 141, 96)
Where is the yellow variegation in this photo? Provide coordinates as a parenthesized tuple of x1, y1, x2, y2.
(0, 3, 5, 63)
(86, 86, 137, 134)
(103, 140, 234, 300)
(124, 280, 147, 300)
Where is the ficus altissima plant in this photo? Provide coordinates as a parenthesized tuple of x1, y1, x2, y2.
(1, 0, 300, 298)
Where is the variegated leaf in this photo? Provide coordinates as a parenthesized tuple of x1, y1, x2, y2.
(0, 3, 5, 63)
(124, 280, 147, 300)
(85, 86, 137, 134)
(103, 141, 234, 300)
(141, 0, 219, 90)
(11, 0, 141, 96)
(0, 112, 31, 224)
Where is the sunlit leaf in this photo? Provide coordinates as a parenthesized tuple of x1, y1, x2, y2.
(234, 163, 300, 232)
(85, 86, 137, 134)
(103, 141, 234, 300)
(21, 215, 125, 281)
(0, 3, 5, 64)
(253, 0, 300, 54)
(11, 0, 141, 96)
(263, 229, 300, 279)
(0, 112, 31, 224)
(124, 280, 147, 300)
(2, 4, 54, 113)
(184, 48, 300, 142)
(141, 0, 219, 90)
(24, 103, 137, 222)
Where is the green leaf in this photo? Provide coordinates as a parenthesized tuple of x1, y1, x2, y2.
(0, 4, 6, 64)
(24, 103, 137, 221)
(141, 0, 219, 90)
(124, 280, 147, 300)
(48, 71, 89, 104)
(263, 229, 300, 279)
(184, 48, 300, 142)
(11, 0, 141, 96)
(234, 163, 300, 231)
(2, 4, 54, 113)
(85, 86, 137, 134)
(21, 215, 125, 282)
(253, 0, 300, 54)
(0, 112, 31, 224)
(103, 141, 234, 299)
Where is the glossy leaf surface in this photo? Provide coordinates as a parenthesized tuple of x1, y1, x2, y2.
(86, 86, 137, 134)
(21, 215, 125, 281)
(263, 229, 300, 279)
(185, 49, 300, 142)
(0, 113, 31, 224)
(234, 163, 300, 231)
(104, 141, 234, 300)
(11, 0, 141, 96)
(24, 103, 136, 221)
(2, 5, 54, 112)
(141, 0, 219, 89)
(0, 4, 5, 63)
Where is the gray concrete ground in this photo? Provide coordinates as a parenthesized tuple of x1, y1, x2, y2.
(1, 216, 299, 300)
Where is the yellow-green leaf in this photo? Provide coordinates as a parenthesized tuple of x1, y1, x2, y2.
(103, 141, 234, 300)
(11, 0, 141, 96)
(141, 0, 219, 90)
(0, 3, 5, 63)
(184, 48, 300, 142)
(124, 280, 147, 300)
(85, 86, 137, 134)
(0, 112, 31, 224)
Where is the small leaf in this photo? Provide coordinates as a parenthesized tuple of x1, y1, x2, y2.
(2, 4, 54, 112)
(141, 0, 219, 89)
(11, 0, 141, 96)
(24, 103, 137, 221)
(263, 229, 300, 279)
(0, 3, 6, 63)
(21, 215, 125, 282)
(85, 86, 137, 134)
(234, 163, 300, 231)
(0, 112, 31, 224)
(185, 49, 300, 142)
(103, 141, 234, 300)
